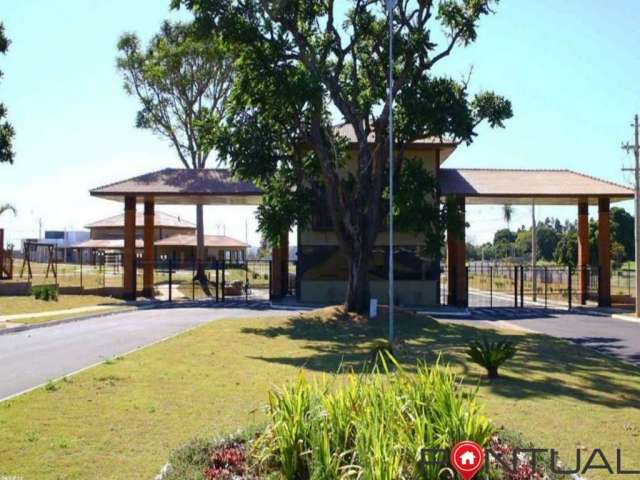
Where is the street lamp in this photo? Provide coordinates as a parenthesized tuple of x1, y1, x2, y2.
(387, 0, 396, 344)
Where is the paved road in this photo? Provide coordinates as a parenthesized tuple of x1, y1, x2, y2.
(0, 305, 296, 401)
(435, 307, 640, 365)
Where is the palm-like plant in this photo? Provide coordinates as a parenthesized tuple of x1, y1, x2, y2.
(467, 338, 517, 379)
(0, 203, 16, 216)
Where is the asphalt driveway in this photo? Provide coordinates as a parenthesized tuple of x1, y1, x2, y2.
(436, 308, 640, 366)
(0, 305, 296, 401)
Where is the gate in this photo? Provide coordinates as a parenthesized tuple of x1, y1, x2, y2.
(461, 264, 599, 310)
(157, 258, 296, 304)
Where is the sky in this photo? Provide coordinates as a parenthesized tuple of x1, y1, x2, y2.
(1, 0, 638, 248)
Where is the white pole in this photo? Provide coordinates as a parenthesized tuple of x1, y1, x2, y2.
(634, 115, 640, 317)
(387, 0, 395, 343)
(531, 200, 537, 301)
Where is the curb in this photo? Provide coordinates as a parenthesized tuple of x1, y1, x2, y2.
(611, 313, 640, 324)
(0, 303, 162, 336)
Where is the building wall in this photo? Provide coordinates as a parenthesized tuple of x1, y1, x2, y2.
(298, 147, 441, 307)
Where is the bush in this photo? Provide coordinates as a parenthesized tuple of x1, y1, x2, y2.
(32, 284, 59, 301)
(467, 338, 517, 379)
(251, 356, 493, 479)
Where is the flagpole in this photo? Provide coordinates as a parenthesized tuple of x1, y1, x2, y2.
(387, 0, 396, 344)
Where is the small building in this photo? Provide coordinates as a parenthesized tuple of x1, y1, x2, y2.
(74, 211, 248, 265)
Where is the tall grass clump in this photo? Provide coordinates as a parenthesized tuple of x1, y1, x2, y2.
(251, 355, 493, 479)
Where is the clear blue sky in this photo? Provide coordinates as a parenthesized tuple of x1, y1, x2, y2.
(1, 0, 637, 247)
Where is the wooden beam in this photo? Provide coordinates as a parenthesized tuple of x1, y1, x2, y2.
(598, 197, 611, 307)
(123, 196, 137, 300)
(143, 199, 155, 298)
(577, 199, 589, 304)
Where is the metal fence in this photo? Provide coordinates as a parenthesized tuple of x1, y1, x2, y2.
(3, 256, 298, 303)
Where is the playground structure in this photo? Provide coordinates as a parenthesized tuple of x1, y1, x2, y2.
(0, 228, 13, 280)
(19, 240, 57, 282)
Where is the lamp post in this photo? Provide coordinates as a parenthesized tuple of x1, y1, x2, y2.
(387, 0, 396, 344)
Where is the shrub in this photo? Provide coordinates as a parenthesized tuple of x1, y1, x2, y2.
(32, 284, 59, 302)
(250, 356, 493, 479)
(467, 338, 517, 379)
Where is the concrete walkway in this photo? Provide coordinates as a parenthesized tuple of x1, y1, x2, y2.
(0, 305, 297, 401)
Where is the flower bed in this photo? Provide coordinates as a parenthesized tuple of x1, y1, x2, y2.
(161, 357, 568, 480)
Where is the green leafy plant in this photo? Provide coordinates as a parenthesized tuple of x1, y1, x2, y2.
(250, 356, 493, 479)
(467, 338, 518, 379)
(31, 284, 59, 302)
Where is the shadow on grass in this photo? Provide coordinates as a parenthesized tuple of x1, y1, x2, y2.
(241, 308, 640, 410)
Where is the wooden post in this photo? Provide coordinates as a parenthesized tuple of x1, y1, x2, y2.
(598, 197, 611, 307)
(270, 231, 289, 299)
(577, 199, 589, 305)
(447, 196, 467, 307)
(123, 196, 137, 300)
(143, 199, 155, 298)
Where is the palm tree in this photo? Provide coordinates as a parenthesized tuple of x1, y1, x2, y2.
(0, 203, 16, 216)
(503, 204, 514, 260)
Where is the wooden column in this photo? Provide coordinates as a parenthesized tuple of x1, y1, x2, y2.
(143, 199, 155, 298)
(577, 199, 589, 305)
(598, 197, 611, 307)
(447, 196, 467, 307)
(123, 196, 137, 300)
(271, 231, 289, 298)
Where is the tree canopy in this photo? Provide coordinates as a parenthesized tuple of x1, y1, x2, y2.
(0, 22, 14, 164)
(116, 20, 234, 283)
(175, 0, 513, 311)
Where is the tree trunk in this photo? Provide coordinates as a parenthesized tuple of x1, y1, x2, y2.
(194, 203, 210, 292)
(344, 246, 372, 313)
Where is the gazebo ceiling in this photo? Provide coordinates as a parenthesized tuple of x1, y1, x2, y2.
(439, 168, 634, 205)
(90, 168, 262, 206)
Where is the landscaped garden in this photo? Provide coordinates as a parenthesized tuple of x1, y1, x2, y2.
(1, 307, 639, 479)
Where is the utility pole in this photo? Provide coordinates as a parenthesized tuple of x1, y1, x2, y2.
(622, 114, 640, 317)
(531, 200, 537, 302)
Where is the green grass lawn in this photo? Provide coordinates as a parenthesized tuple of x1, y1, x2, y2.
(0, 294, 125, 317)
(1, 308, 639, 479)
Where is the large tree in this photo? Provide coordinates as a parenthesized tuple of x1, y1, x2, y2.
(0, 22, 13, 164)
(117, 21, 233, 284)
(177, 0, 512, 312)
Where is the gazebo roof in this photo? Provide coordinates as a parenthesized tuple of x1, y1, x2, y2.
(440, 168, 634, 205)
(85, 211, 195, 229)
(90, 168, 261, 205)
(155, 234, 248, 248)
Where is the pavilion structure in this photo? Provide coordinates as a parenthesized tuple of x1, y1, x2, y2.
(91, 166, 634, 308)
(90, 168, 265, 299)
(439, 168, 635, 307)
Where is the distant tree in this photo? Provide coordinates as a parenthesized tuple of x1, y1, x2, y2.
(0, 22, 13, 164)
(536, 225, 560, 261)
(117, 21, 233, 284)
(514, 229, 531, 257)
(178, 0, 513, 313)
(611, 207, 634, 262)
(611, 241, 626, 270)
(493, 228, 515, 245)
(554, 231, 577, 268)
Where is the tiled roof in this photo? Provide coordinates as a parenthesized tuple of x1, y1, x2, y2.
(155, 234, 249, 248)
(439, 168, 634, 205)
(72, 239, 143, 250)
(91, 168, 261, 197)
(85, 211, 196, 229)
